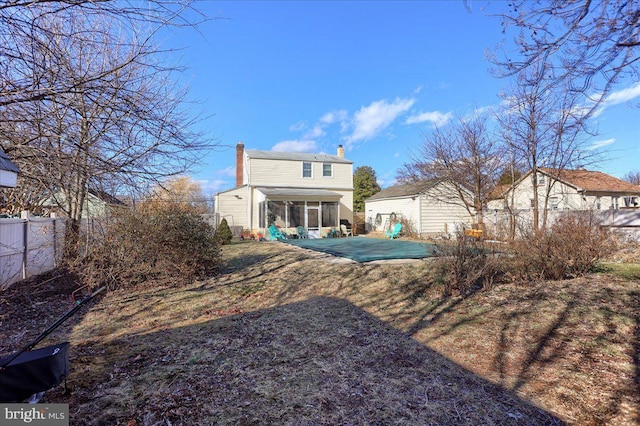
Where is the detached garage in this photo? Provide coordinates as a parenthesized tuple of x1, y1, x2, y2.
(365, 180, 473, 237)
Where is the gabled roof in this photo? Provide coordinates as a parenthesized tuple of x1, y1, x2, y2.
(0, 150, 20, 173)
(487, 183, 512, 200)
(88, 189, 125, 206)
(366, 180, 440, 202)
(491, 168, 640, 199)
(538, 168, 640, 194)
(257, 187, 342, 200)
(245, 149, 353, 164)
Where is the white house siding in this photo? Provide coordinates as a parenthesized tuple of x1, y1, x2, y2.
(420, 192, 472, 235)
(216, 148, 355, 236)
(365, 197, 419, 232)
(507, 174, 585, 210)
(214, 186, 249, 230)
(341, 191, 354, 220)
(247, 157, 353, 190)
(492, 172, 628, 212)
(249, 188, 352, 232)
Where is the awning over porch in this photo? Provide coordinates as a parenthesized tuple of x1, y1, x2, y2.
(257, 187, 343, 201)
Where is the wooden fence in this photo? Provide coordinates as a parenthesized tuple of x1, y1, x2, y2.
(0, 212, 66, 289)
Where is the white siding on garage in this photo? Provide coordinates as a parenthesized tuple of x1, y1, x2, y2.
(214, 186, 249, 229)
(365, 197, 420, 232)
(420, 193, 471, 235)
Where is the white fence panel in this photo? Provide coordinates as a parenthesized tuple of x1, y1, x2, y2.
(484, 208, 640, 241)
(0, 219, 25, 289)
(0, 215, 66, 289)
(26, 218, 59, 278)
(594, 210, 640, 227)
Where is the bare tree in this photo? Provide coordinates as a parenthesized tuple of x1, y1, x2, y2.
(0, 4, 215, 255)
(498, 60, 594, 231)
(491, 0, 640, 113)
(398, 113, 503, 228)
(623, 171, 640, 186)
(0, 0, 202, 107)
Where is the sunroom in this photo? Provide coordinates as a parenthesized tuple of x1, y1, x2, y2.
(256, 188, 343, 239)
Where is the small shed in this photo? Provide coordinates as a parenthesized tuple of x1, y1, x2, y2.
(0, 149, 20, 188)
(365, 180, 472, 237)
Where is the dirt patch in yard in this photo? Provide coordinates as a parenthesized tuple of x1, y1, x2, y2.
(2, 240, 639, 425)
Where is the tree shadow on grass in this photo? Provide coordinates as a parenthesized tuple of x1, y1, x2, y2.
(47, 296, 563, 425)
(404, 279, 640, 425)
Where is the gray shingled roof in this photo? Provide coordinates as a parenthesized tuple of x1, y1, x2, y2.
(245, 149, 352, 164)
(88, 189, 125, 206)
(258, 188, 343, 198)
(366, 181, 439, 201)
(0, 150, 20, 173)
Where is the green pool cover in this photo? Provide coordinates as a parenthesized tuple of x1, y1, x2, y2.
(284, 237, 438, 262)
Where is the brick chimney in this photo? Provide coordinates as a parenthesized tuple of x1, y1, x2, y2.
(337, 144, 344, 158)
(236, 141, 244, 186)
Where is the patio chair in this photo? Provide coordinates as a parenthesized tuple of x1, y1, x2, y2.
(268, 224, 285, 241)
(296, 226, 308, 239)
(340, 224, 352, 237)
(385, 222, 402, 239)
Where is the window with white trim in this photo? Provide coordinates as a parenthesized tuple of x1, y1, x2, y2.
(538, 175, 546, 185)
(322, 163, 332, 177)
(302, 162, 312, 178)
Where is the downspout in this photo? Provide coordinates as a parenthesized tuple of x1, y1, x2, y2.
(418, 193, 422, 235)
(246, 154, 252, 231)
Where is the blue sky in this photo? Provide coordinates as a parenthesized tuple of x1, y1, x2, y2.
(165, 1, 640, 195)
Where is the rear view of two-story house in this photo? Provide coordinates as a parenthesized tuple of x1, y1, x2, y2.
(214, 142, 353, 238)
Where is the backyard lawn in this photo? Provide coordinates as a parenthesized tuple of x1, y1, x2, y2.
(1, 239, 639, 425)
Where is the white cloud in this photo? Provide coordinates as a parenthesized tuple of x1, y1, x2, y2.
(581, 82, 640, 117)
(289, 121, 306, 132)
(319, 110, 348, 125)
(216, 166, 236, 177)
(346, 97, 415, 145)
(604, 82, 640, 106)
(197, 179, 228, 195)
(588, 138, 615, 150)
(413, 85, 424, 95)
(405, 110, 453, 127)
(307, 125, 325, 139)
(271, 140, 317, 152)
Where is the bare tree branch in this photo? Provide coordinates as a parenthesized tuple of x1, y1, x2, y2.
(490, 0, 640, 112)
(398, 113, 504, 226)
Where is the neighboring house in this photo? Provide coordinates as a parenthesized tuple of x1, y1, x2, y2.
(487, 168, 640, 212)
(214, 142, 354, 239)
(0, 149, 20, 188)
(43, 189, 126, 218)
(365, 180, 473, 236)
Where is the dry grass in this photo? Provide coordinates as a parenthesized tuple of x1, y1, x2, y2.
(2, 239, 640, 425)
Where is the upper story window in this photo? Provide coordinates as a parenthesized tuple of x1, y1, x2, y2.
(537, 174, 546, 186)
(302, 162, 312, 178)
(322, 163, 333, 177)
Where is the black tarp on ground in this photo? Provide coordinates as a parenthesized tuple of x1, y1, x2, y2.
(0, 342, 70, 402)
(285, 237, 438, 262)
